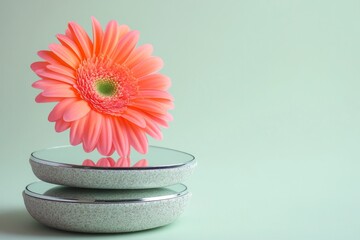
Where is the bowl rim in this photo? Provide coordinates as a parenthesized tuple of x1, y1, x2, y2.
(30, 145, 196, 171)
(24, 181, 189, 204)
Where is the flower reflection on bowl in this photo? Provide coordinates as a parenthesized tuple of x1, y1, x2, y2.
(82, 157, 148, 168)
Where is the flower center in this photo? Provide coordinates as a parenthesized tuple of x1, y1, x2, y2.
(75, 57, 138, 116)
(95, 79, 117, 97)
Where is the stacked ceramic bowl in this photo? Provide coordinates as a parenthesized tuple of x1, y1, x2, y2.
(23, 146, 196, 233)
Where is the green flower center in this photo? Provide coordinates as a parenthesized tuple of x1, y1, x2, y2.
(95, 79, 117, 97)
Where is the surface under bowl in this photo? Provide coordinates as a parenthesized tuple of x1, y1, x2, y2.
(23, 181, 191, 233)
(30, 145, 196, 189)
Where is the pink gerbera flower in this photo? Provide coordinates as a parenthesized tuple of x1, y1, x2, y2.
(31, 17, 173, 156)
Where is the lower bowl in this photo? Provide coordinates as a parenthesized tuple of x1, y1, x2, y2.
(23, 181, 191, 233)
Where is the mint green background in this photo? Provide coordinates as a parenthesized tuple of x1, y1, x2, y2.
(1, 0, 360, 239)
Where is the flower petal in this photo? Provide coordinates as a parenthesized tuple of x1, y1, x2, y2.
(109, 146, 115, 156)
(49, 44, 80, 69)
(56, 34, 82, 59)
(48, 98, 77, 122)
(65, 28, 74, 39)
(97, 116, 114, 156)
(125, 121, 148, 154)
(111, 117, 130, 157)
(55, 119, 71, 132)
(82, 159, 96, 166)
(117, 24, 130, 39)
(100, 20, 119, 57)
(133, 159, 148, 167)
(138, 74, 171, 90)
(70, 114, 87, 145)
(151, 98, 174, 110)
(91, 16, 103, 56)
(42, 87, 77, 98)
(111, 30, 139, 64)
(125, 44, 153, 69)
(32, 79, 71, 90)
(96, 158, 111, 167)
(151, 111, 173, 121)
(82, 111, 102, 153)
(137, 90, 174, 100)
(68, 21, 93, 59)
(46, 64, 76, 79)
(30, 62, 48, 72)
(143, 114, 163, 140)
(132, 57, 163, 78)
(115, 157, 130, 167)
(63, 100, 91, 122)
(38, 50, 68, 66)
(34, 68, 75, 85)
(121, 108, 146, 128)
(144, 112, 172, 128)
(35, 93, 63, 103)
(130, 99, 167, 114)
(106, 157, 116, 167)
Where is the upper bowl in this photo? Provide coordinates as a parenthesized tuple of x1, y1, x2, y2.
(30, 145, 196, 189)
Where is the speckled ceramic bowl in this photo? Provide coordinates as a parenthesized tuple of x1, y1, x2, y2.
(23, 181, 191, 233)
(30, 145, 196, 189)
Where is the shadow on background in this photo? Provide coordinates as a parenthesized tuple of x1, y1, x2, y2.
(0, 208, 176, 238)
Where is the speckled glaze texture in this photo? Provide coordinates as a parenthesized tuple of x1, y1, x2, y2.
(30, 159, 196, 189)
(23, 192, 191, 233)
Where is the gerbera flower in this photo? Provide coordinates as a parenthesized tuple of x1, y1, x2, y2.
(31, 17, 173, 156)
(82, 157, 148, 168)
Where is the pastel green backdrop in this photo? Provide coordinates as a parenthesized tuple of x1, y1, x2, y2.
(0, 0, 359, 239)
